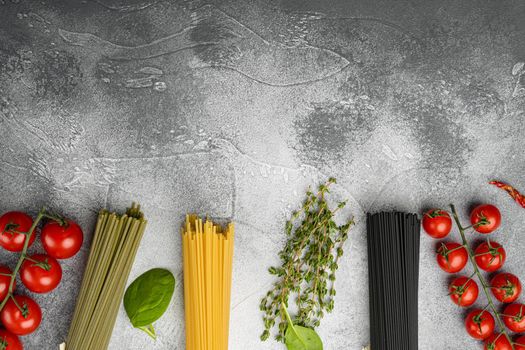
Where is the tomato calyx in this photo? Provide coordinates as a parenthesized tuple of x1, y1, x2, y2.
(513, 305, 525, 322)
(0, 338, 8, 350)
(0, 222, 30, 238)
(492, 280, 518, 299)
(472, 311, 486, 334)
(24, 256, 51, 271)
(426, 209, 448, 218)
(474, 211, 491, 227)
(438, 242, 465, 262)
(43, 213, 67, 227)
(513, 314, 525, 323)
(438, 242, 461, 255)
(503, 304, 525, 322)
(437, 242, 451, 261)
(485, 332, 512, 350)
(2, 223, 20, 235)
(482, 242, 504, 266)
(450, 279, 472, 304)
(9, 297, 29, 319)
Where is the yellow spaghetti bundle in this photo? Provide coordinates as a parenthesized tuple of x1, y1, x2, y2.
(65, 203, 147, 350)
(182, 215, 235, 350)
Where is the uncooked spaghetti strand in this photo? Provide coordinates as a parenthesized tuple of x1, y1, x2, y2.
(67, 204, 148, 350)
(67, 211, 108, 345)
(71, 214, 120, 348)
(86, 218, 139, 348)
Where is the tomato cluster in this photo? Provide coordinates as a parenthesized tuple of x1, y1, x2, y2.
(423, 204, 524, 350)
(0, 211, 83, 349)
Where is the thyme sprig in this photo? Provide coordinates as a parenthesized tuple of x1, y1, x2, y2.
(260, 178, 353, 342)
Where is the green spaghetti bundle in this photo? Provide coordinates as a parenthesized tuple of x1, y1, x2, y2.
(65, 203, 147, 350)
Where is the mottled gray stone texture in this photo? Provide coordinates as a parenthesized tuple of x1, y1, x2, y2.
(1, 0, 525, 349)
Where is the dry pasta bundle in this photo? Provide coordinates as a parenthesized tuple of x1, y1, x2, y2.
(182, 215, 235, 350)
(65, 203, 148, 350)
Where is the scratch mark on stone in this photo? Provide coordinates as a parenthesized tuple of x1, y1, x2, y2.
(229, 163, 237, 220)
(194, 4, 270, 45)
(193, 63, 350, 87)
(235, 219, 283, 245)
(104, 185, 110, 208)
(212, 138, 365, 214)
(58, 3, 350, 86)
(28, 12, 51, 25)
(309, 16, 422, 41)
(366, 165, 432, 211)
(58, 28, 220, 61)
(90, 150, 213, 162)
(0, 159, 50, 184)
(89, 0, 161, 12)
(211, 138, 311, 173)
(0, 159, 32, 173)
(231, 281, 273, 311)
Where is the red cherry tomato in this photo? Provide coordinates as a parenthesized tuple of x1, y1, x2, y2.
(0, 266, 14, 302)
(436, 242, 468, 273)
(0, 329, 22, 350)
(41, 220, 83, 259)
(465, 309, 495, 340)
(20, 254, 62, 293)
(449, 276, 479, 307)
(491, 273, 522, 303)
(475, 241, 506, 272)
(422, 209, 452, 239)
(0, 212, 35, 252)
(502, 303, 525, 333)
(484, 333, 512, 350)
(471, 204, 501, 234)
(0, 295, 42, 335)
(515, 335, 525, 350)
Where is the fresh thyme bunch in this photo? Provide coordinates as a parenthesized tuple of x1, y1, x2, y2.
(259, 178, 353, 343)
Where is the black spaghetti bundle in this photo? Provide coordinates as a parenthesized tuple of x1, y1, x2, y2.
(367, 212, 421, 350)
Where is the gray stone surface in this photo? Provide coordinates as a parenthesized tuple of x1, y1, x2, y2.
(1, 0, 525, 349)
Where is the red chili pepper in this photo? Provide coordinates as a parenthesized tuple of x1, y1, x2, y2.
(489, 181, 525, 208)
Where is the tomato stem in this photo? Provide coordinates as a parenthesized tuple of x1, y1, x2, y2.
(0, 208, 48, 315)
(42, 213, 67, 227)
(439, 244, 467, 255)
(450, 204, 515, 350)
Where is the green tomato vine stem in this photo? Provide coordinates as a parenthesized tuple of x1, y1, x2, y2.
(449, 204, 514, 350)
(0, 208, 63, 314)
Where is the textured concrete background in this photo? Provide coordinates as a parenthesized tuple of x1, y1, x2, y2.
(1, 0, 525, 349)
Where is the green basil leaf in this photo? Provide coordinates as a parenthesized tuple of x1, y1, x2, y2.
(283, 306, 323, 350)
(124, 268, 175, 335)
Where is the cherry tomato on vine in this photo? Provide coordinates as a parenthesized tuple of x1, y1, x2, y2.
(471, 204, 501, 234)
(491, 273, 522, 303)
(484, 333, 512, 350)
(502, 303, 525, 333)
(436, 242, 468, 273)
(0, 266, 14, 302)
(465, 309, 495, 340)
(515, 335, 525, 350)
(449, 276, 479, 307)
(474, 241, 506, 272)
(423, 209, 452, 239)
(0, 212, 35, 252)
(0, 329, 22, 350)
(0, 295, 41, 335)
(20, 254, 62, 293)
(41, 219, 83, 259)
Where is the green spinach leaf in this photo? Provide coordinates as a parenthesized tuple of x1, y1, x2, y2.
(283, 306, 323, 350)
(124, 268, 175, 340)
